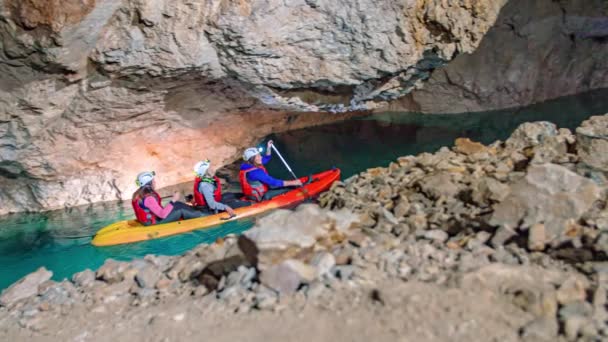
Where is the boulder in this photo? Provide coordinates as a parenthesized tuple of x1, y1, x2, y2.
(259, 259, 317, 295)
(135, 264, 163, 289)
(576, 114, 608, 171)
(96, 260, 131, 284)
(0, 267, 53, 307)
(72, 269, 96, 288)
(417, 173, 461, 200)
(453, 138, 491, 156)
(238, 204, 359, 270)
(490, 163, 601, 244)
(505, 122, 559, 150)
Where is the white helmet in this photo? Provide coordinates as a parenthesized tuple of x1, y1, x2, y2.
(193, 159, 211, 177)
(136, 171, 155, 187)
(243, 147, 261, 161)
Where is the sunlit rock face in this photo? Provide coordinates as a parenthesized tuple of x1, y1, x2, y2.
(389, 0, 608, 114)
(0, 0, 506, 215)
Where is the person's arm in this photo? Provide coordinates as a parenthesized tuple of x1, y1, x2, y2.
(261, 155, 271, 165)
(200, 183, 227, 211)
(249, 169, 285, 188)
(143, 196, 173, 219)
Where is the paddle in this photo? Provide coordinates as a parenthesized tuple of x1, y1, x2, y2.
(270, 143, 312, 194)
(270, 143, 300, 182)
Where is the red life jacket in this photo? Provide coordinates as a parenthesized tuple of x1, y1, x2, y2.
(193, 176, 222, 207)
(239, 166, 269, 202)
(132, 190, 162, 225)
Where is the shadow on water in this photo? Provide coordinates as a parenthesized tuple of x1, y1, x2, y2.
(2, 88, 608, 290)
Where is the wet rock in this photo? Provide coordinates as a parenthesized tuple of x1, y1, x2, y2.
(576, 114, 608, 171)
(0, 267, 52, 307)
(260, 259, 317, 295)
(520, 317, 559, 342)
(491, 163, 601, 244)
(72, 269, 95, 288)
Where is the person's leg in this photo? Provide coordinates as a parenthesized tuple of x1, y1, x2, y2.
(262, 188, 292, 201)
(158, 202, 203, 223)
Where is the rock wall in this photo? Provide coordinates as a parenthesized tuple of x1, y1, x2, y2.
(387, 0, 608, 113)
(0, 0, 506, 215)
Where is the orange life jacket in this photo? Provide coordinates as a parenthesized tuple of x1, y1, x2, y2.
(193, 176, 222, 207)
(239, 166, 269, 202)
(132, 190, 162, 225)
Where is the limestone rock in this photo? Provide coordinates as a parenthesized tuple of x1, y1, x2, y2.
(72, 269, 96, 288)
(0, 267, 52, 307)
(391, 0, 608, 114)
(135, 264, 163, 289)
(238, 205, 359, 270)
(96, 260, 130, 284)
(505, 122, 559, 150)
(490, 163, 601, 243)
(453, 138, 489, 156)
(259, 259, 317, 295)
(576, 114, 608, 171)
(0, 0, 507, 215)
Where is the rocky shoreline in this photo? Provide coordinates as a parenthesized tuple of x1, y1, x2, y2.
(3, 114, 608, 341)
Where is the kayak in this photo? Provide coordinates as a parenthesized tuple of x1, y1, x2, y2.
(91, 168, 340, 246)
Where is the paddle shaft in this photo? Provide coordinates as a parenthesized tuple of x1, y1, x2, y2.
(270, 144, 299, 181)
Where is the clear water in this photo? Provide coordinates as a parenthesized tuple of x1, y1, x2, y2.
(2, 89, 608, 290)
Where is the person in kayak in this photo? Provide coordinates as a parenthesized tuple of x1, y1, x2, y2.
(132, 171, 203, 225)
(193, 159, 237, 218)
(239, 140, 303, 201)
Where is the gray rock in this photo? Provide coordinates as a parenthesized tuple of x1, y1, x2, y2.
(520, 318, 558, 342)
(311, 253, 336, 279)
(135, 264, 163, 289)
(72, 269, 96, 288)
(491, 163, 601, 243)
(505, 122, 559, 150)
(239, 205, 359, 270)
(332, 265, 356, 280)
(490, 226, 517, 248)
(96, 260, 130, 284)
(421, 229, 449, 243)
(0, 267, 52, 307)
(559, 301, 594, 320)
(39, 284, 72, 306)
(576, 114, 608, 172)
(259, 259, 317, 295)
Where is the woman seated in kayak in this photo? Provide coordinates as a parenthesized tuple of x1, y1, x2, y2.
(239, 140, 303, 201)
(132, 171, 203, 225)
(193, 159, 237, 218)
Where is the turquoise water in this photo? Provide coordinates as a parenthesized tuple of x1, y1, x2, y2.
(2, 89, 608, 290)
